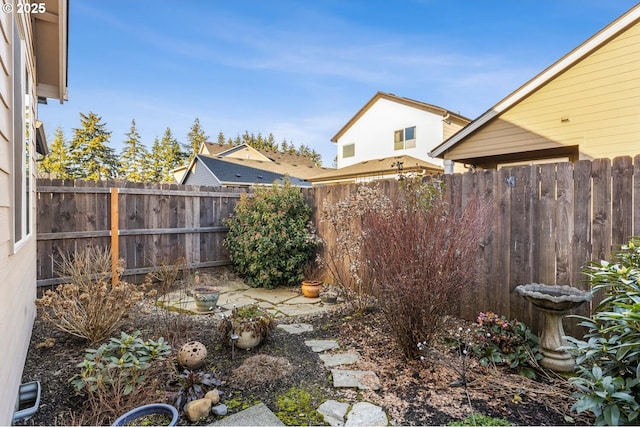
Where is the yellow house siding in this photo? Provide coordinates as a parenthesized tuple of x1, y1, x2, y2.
(446, 22, 640, 162)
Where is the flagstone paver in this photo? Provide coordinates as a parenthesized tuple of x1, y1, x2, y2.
(345, 402, 387, 426)
(319, 352, 359, 367)
(332, 369, 380, 390)
(304, 339, 340, 353)
(277, 323, 314, 334)
(317, 400, 350, 426)
(243, 287, 298, 304)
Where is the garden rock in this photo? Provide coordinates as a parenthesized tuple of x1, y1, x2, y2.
(277, 323, 314, 334)
(319, 352, 359, 367)
(185, 398, 212, 422)
(332, 369, 380, 390)
(317, 400, 350, 426)
(177, 341, 208, 369)
(211, 403, 228, 416)
(304, 339, 339, 352)
(205, 389, 220, 404)
(345, 402, 387, 426)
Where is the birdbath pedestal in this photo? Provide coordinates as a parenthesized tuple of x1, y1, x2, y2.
(515, 283, 592, 372)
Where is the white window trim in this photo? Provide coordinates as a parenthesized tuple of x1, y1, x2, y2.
(394, 126, 416, 151)
(11, 17, 33, 254)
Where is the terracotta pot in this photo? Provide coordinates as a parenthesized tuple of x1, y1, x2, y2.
(301, 280, 322, 298)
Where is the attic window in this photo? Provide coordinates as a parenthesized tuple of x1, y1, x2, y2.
(235, 173, 241, 177)
(343, 143, 355, 158)
(394, 126, 416, 150)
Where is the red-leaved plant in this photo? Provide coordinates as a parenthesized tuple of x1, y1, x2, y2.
(361, 176, 491, 359)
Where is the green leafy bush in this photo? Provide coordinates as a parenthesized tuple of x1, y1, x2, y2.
(473, 311, 542, 379)
(223, 178, 316, 289)
(564, 238, 640, 426)
(70, 331, 171, 425)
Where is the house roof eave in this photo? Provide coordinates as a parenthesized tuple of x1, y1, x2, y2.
(430, 3, 640, 159)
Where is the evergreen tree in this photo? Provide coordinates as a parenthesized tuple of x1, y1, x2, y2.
(119, 119, 150, 182)
(186, 117, 209, 161)
(156, 127, 187, 182)
(217, 131, 226, 145)
(68, 112, 118, 181)
(147, 137, 163, 182)
(38, 127, 70, 178)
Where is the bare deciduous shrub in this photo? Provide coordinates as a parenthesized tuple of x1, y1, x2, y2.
(362, 176, 491, 359)
(229, 354, 292, 389)
(35, 246, 145, 344)
(317, 183, 391, 312)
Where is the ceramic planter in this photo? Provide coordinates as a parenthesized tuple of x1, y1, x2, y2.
(301, 280, 322, 298)
(111, 403, 179, 426)
(194, 287, 220, 312)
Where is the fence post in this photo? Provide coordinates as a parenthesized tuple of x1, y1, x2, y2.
(110, 187, 119, 285)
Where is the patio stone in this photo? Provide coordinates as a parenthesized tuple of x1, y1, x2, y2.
(345, 402, 387, 426)
(331, 370, 380, 390)
(319, 352, 359, 367)
(304, 339, 339, 352)
(277, 323, 314, 334)
(285, 295, 320, 304)
(243, 287, 298, 304)
(317, 400, 350, 426)
(277, 303, 326, 317)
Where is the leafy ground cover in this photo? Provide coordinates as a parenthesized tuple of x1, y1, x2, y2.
(19, 269, 592, 426)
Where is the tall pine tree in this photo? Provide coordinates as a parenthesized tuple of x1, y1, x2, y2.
(147, 137, 163, 182)
(119, 119, 150, 182)
(186, 118, 209, 162)
(68, 112, 118, 181)
(38, 127, 70, 178)
(155, 127, 187, 182)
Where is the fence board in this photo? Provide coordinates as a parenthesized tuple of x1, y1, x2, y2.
(611, 156, 633, 246)
(36, 157, 639, 337)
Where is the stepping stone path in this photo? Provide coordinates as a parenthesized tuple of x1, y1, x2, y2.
(209, 323, 388, 426)
(287, 323, 387, 426)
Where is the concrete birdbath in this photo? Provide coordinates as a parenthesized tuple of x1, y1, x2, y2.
(515, 283, 592, 372)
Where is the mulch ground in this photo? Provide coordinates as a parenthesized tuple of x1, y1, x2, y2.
(18, 273, 593, 426)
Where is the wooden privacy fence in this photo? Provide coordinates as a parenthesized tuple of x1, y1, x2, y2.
(36, 179, 246, 286)
(36, 155, 639, 336)
(308, 156, 640, 337)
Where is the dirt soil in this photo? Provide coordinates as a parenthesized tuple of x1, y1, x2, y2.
(18, 268, 594, 426)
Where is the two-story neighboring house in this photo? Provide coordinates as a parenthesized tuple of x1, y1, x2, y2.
(0, 1, 68, 423)
(331, 92, 470, 171)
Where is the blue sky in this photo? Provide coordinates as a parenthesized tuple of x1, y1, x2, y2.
(39, 0, 639, 167)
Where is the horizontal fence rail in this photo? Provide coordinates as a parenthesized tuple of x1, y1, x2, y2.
(36, 179, 247, 287)
(36, 155, 639, 336)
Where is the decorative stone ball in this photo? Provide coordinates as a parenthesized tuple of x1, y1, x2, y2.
(177, 341, 208, 369)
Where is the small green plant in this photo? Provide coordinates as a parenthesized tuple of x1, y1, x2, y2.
(563, 238, 640, 426)
(472, 312, 541, 379)
(71, 331, 171, 393)
(171, 369, 222, 411)
(69, 331, 171, 425)
(448, 413, 513, 426)
(275, 387, 326, 426)
(223, 177, 317, 289)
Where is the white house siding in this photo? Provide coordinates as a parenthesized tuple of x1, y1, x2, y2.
(0, 12, 39, 425)
(336, 98, 445, 169)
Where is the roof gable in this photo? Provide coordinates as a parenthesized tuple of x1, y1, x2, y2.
(430, 3, 640, 158)
(331, 91, 470, 143)
(185, 155, 311, 187)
